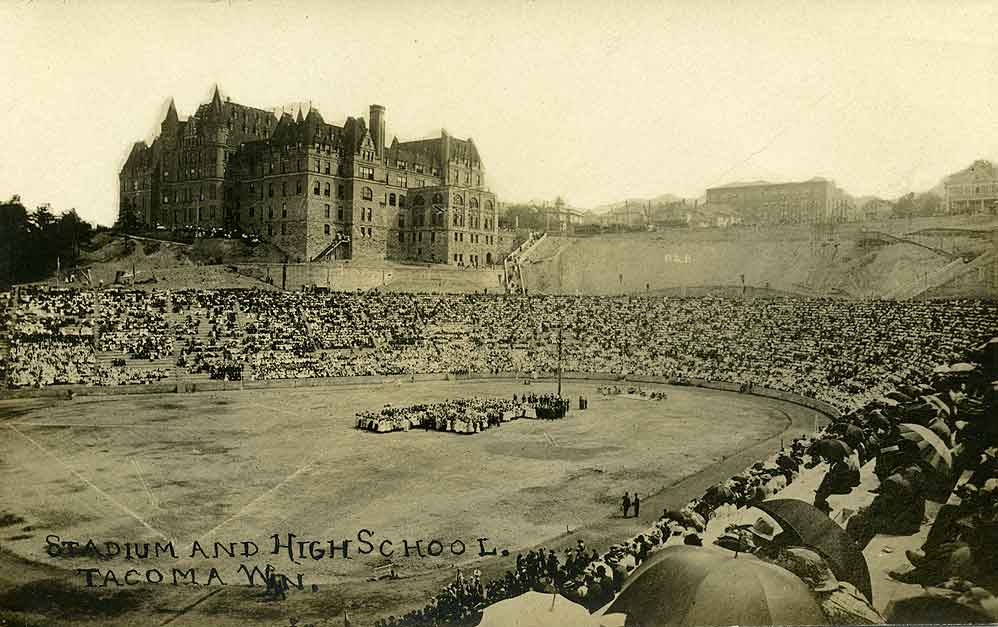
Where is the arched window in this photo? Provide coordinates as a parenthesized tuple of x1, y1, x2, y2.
(362, 187, 373, 200)
(454, 194, 464, 205)
(414, 195, 425, 206)
(470, 197, 479, 208)
(432, 193, 443, 205)
(486, 200, 494, 211)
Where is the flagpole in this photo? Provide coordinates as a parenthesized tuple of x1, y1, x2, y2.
(557, 311, 563, 398)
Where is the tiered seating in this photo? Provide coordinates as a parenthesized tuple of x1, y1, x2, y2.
(173, 289, 245, 381)
(380, 339, 998, 626)
(95, 289, 174, 384)
(0, 291, 11, 386)
(2, 288, 995, 417)
(6, 287, 97, 386)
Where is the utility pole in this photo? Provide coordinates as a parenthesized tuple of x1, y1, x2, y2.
(557, 311, 564, 398)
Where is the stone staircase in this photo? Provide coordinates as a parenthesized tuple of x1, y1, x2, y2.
(184, 313, 221, 382)
(887, 252, 994, 300)
(172, 297, 253, 382)
(503, 232, 546, 294)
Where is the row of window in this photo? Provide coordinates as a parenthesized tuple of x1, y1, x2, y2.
(398, 231, 438, 244)
(449, 171, 480, 186)
(948, 183, 998, 196)
(395, 160, 437, 176)
(410, 194, 493, 210)
(267, 223, 360, 238)
(161, 185, 220, 204)
(160, 207, 218, 223)
(253, 159, 437, 188)
(451, 213, 490, 229)
(451, 232, 491, 244)
(247, 203, 355, 222)
(248, 179, 343, 201)
(134, 169, 492, 206)
(250, 157, 349, 178)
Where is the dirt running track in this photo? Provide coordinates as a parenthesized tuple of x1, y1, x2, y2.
(0, 379, 828, 626)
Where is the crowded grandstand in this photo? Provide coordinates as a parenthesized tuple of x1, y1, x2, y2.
(2, 286, 994, 416)
(1, 285, 997, 625)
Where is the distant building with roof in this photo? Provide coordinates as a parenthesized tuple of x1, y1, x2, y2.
(704, 178, 853, 225)
(943, 160, 998, 215)
(539, 198, 584, 233)
(119, 87, 502, 265)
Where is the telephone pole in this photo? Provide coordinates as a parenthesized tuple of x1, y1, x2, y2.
(557, 312, 564, 398)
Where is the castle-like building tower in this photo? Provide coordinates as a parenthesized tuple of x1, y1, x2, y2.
(119, 87, 501, 265)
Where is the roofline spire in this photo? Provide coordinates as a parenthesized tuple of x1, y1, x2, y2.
(211, 85, 223, 111)
(164, 98, 179, 124)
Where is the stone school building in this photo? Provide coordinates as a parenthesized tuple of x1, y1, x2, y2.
(119, 87, 502, 265)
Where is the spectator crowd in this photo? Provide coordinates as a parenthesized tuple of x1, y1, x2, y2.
(1, 285, 996, 624)
(3, 286, 994, 417)
(376, 335, 998, 626)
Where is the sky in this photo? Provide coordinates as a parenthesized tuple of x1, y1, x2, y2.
(1, 0, 996, 225)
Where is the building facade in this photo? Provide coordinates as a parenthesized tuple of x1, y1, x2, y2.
(538, 198, 584, 233)
(705, 178, 853, 225)
(119, 88, 501, 265)
(944, 160, 998, 215)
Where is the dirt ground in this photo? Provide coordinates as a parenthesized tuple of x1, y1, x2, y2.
(0, 379, 823, 626)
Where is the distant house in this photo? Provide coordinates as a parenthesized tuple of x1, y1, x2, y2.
(538, 198, 584, 233)
(944, 160, 998, 214)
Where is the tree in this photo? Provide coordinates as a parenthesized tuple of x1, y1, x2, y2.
(0, 196, 99, 286)
(30, 203, 56, 231)
(56, 209, 93, 265)
(915, 192, 942, 216)
(500, 204, 543, 231)
(0, 196, 31, 287)
(117, 200, 142, 234)
(893, 193, 916, 219)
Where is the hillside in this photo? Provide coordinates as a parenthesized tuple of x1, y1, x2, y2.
(517, 218, 998, 298)
(42, 233, 504, 293)
(589, 192, 685, 214)
(62, 233, 288, 288)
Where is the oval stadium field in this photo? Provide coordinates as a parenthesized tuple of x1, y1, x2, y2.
(0, 379, 826, 626)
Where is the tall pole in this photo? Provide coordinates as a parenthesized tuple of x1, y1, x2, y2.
(557, 312, 563, 398)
